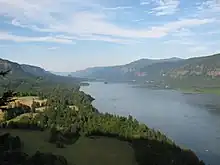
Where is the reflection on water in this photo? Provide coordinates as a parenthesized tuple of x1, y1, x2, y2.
(81, 82, 220, 165)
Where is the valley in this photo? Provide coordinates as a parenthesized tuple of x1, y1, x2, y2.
(1, 53, 220, 165)
(0, 58, 205, 165)
(1, 0, 220, 164)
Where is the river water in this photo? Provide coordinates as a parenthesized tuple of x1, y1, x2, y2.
(81, 82, 220, 165)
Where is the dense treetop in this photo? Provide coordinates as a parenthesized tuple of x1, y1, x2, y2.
(0, 68, 205, 165)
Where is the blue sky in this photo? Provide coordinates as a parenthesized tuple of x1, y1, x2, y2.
(0, 0, 220, 71)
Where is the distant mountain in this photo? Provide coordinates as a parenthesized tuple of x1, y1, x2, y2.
(0, 58, 84, 91)
(0, 58, 61, 80)
(165, 53, 220, 88)
(168, 54, 220, 78)
(133, 53, 220, 88)
(0, 58, 35, 80)
(71, 54, 220, 88)
(71, 57, 183, 81)
(21, 64, 51, 77)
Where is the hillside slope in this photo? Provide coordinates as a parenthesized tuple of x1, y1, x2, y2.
(168, 54, 220, 78)
(21, 64, 52, 77)
(0, 58, 83, 93)
(0, 58, 35, 80)
(71, 54, 220, 88)
(71, 58, 182, 81)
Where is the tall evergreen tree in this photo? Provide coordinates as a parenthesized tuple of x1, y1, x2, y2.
(0, 70, 16, 108)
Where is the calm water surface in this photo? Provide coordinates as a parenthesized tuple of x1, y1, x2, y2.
(81, 82, 220, 165)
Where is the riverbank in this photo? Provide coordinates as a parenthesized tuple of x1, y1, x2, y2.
(81, 82, 220, 165)
(131, 83, 220, 95)
(178, 88, 220, 95)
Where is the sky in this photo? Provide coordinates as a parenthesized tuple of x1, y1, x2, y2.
(0, 0, 220, 72)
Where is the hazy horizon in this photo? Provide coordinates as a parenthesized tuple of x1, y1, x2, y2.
(2, 53, 220, 73)
(0, 0, 220, 72)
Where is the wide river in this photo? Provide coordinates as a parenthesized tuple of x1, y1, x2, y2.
(81, 82, 220, 165)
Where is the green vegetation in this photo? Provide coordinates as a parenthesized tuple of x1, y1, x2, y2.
(179, 87, 220, 95)
(71, 53, 220, 93)
(1, 87, 205, 165)
(2, 129, 136, 165)
(0, 132, 69, 165)
(0, 61, 206, 165)
(0, 57, 85, 97)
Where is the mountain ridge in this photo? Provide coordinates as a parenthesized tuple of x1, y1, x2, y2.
(70, 53, 220, 88)
(0, 58, 84, 93)
(71, 57, 183, 79)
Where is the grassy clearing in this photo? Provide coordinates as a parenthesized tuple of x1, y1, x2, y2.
(0, 111, 4, 122)
(1, 129, 137, 165)
(7, 113, 38, 123)
(0, 96, 47, 123)
(14, 96, 47, 107)
(199, 88, 220, 95)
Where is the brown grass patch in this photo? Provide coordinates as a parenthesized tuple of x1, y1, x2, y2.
(13, 96, 47, 107)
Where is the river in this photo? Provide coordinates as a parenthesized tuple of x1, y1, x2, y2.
(81, 82, 220, 165)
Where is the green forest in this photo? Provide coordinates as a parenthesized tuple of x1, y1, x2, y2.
(0, 70, 205, 165)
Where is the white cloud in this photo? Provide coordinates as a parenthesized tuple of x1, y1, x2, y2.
(55, 34, 141, 45)
(11, 19, 53, 32)
(140, 1, 150, 5)
(189, 46, 208, 53)
(0, 31, 74, 43)
(150, 0, 180, 16)
(196, 0, 220, 18)
(9, 10, 215, 39)
(48, 47, 59, 50)
(171, 28, 194, 37)
(103, 6, 133, 10)
(197, 0, 220, 11)
(132, 19, 145, 22)
(207, 30, 220, 35)
(164, 39, 196, 46)
(0, 0, 217, 45)
(151, 18, 214, 34)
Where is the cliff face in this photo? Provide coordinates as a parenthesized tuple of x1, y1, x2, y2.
(168, 54, 220, 79)
(71, 58, 183, 81)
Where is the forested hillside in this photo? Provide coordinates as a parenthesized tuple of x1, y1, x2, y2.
(0, 87, 205, 165)
(168, 54, 220, 78)
(0, 65, 205, 165)
(71, 53, 220, 90)
(0, 58, 85, 95)
(71, 57, 182, 81)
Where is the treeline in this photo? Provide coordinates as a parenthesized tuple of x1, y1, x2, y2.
(35, 88, 204, 165)
(0, 75, 81, 99)
(3, 102, 31, 120)
(1, 100, 45, 121)
(0, 86, 205, 165)
(33, 87, 171, 143)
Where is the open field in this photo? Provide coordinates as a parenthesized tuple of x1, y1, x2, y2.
(14, 96, 47, 107)
(0, 129, 137, 165)
(0, 96, 47, 122)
